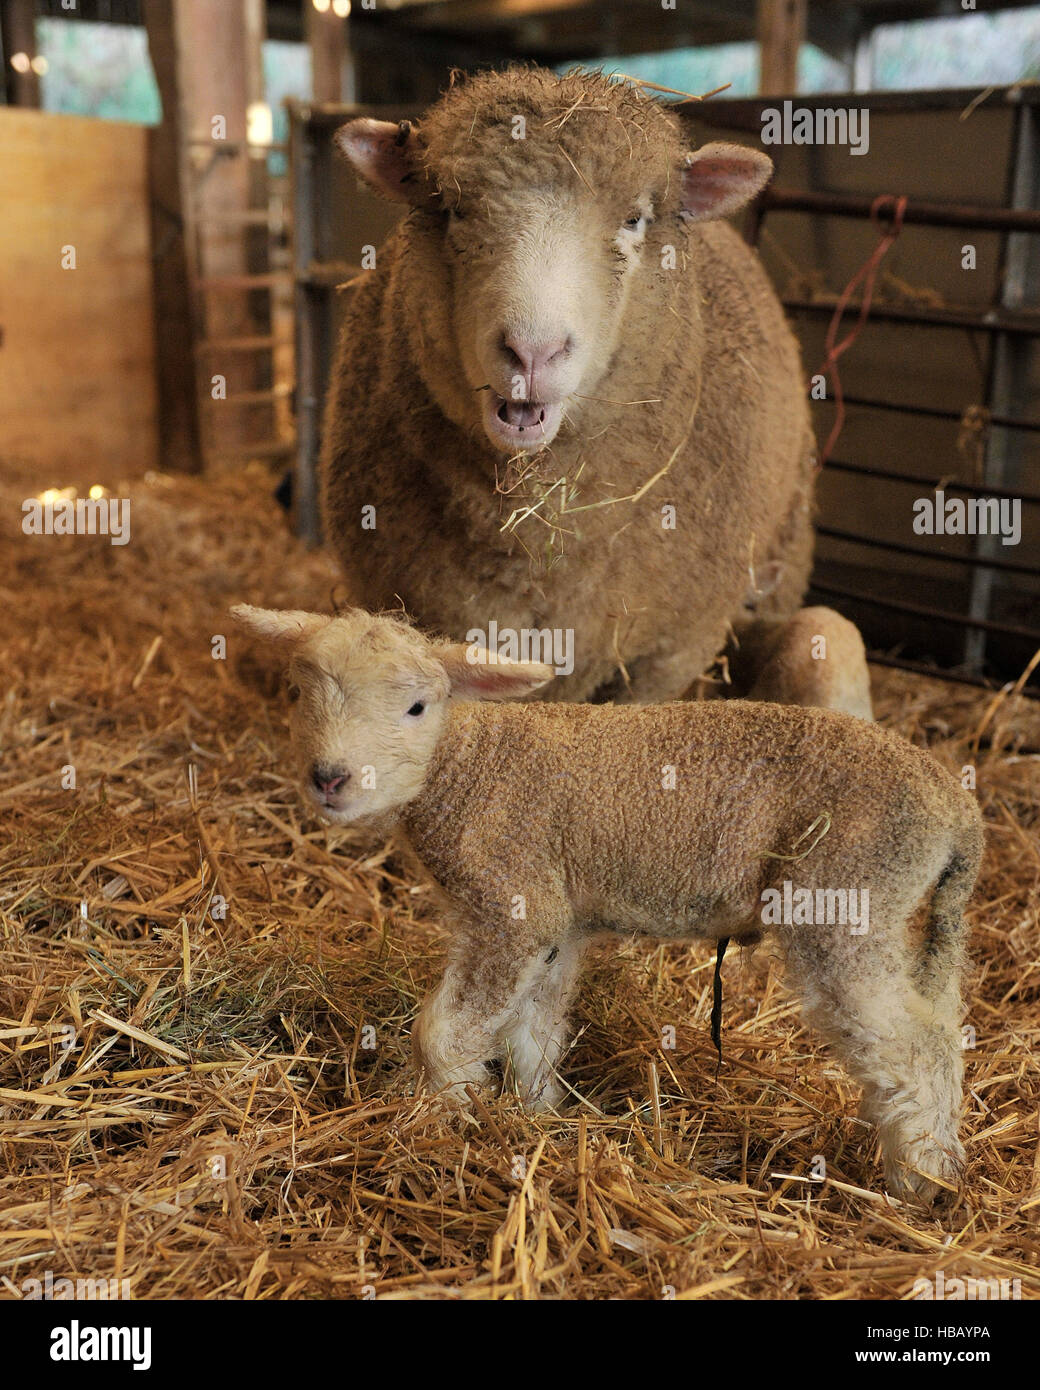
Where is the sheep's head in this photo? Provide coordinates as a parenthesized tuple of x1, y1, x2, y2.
(232, 605, 552, 825)
(335, 67, 772, 456)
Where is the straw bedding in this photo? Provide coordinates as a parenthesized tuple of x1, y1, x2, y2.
(1, 461, 1037, 1301)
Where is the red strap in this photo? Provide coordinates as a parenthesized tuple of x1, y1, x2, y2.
(817, 194, 908, 469)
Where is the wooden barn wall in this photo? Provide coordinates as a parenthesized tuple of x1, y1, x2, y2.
(1, 109, 159, 483)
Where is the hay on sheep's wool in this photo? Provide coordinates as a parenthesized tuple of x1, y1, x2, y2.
(1, 461, 1038, 1301)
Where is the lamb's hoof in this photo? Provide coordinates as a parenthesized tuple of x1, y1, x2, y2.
(885, 1138, 964, 1206)
(516, 1077, 566, 1114)
(417, 1067, 497, 1114)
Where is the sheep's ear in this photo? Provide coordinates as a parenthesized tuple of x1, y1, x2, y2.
(433, 645, 555, 701)
(680, 142, 773, 223)
(231, 605, 330, 644)
(335, 118, 426, 205)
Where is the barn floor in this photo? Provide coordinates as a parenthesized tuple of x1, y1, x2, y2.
(1, 460, 1038, 1301)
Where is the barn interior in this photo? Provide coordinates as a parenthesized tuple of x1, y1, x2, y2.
(1, 0, 1038, 1304)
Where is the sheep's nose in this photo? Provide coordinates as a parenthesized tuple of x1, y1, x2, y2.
(312, 766, 349, 795)
(501, 333, 572, 382)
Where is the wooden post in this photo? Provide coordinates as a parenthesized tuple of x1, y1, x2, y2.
(144, 0, 203, 472)
(144, 0, 271, 470)
(852, 31, 874, 92)
(1, 0, 41, 108)
(243, 0, 274, 444)
(307, 2, 356, 104)
(757, 0, 806, 96)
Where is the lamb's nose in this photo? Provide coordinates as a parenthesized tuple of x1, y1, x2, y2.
(312, 766, 349, 795)
(501, 334, 571, 381)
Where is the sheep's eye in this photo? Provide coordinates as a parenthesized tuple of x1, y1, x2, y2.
(287, 683, 301, 704)
(406, 701, 426, 718)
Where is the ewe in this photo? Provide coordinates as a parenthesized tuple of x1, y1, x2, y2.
(321, 66, 871, 716)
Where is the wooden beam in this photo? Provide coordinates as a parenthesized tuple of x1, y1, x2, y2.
(380, 0, 592, 25)
(352, 0, 757, 62)
(756, 0, 805, 96)
(350, 21, 490, 104)
(0, 0, 41, 107)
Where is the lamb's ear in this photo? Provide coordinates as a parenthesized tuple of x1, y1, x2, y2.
(433, 645, 555, 701)
(230, 605, 331, 644)
(680, 142, 773, 223)
(334, 118, 426, 205)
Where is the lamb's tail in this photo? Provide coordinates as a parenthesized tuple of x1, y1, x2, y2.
(917, 815, 983, 999)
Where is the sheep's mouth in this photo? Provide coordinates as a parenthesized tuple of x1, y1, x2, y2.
(308, 786, 355, 822)
(482, 391, 565, 452)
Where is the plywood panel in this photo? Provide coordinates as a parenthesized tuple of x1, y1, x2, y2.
(0, 108, 158, 483)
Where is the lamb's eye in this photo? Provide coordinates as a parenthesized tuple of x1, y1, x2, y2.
(287, 683, 301, 704)
(406, 701, 426, 718)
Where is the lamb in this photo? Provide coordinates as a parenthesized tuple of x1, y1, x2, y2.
(232, 603, 983, 1203)
(321, 66, 873, 715)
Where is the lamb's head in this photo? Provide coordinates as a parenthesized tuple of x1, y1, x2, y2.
(335, 67, 772, 456)
(232, 605, 552, 825)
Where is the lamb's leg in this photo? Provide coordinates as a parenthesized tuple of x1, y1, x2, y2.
(613, 606, 873, 711)
(862, 975, 965, 1203)
(412, 931, 574, 1105)
(500, 932, 588, 1110)
(605, 647, 712, 705)
(785, 930, 965, 1203)
(411, 970, 500, 1102)
(731, 607, 873, 719)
